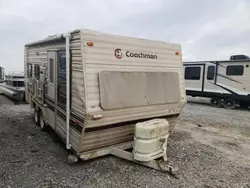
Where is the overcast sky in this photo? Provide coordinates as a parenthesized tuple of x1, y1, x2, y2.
(0, 0, 250, 73)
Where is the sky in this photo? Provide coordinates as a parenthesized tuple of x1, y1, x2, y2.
(0, 0, 250, 73)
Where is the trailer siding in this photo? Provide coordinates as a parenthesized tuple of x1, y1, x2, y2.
(25, 33, 83, 152)
(25, 29, 186, 156)
(81, 32, 185, 129)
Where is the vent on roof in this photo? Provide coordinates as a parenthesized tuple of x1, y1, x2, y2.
(230, 55, 250, 60)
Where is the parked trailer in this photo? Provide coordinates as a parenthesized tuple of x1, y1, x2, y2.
(25, 29, 186, 172)
(184, 56, 250, 109)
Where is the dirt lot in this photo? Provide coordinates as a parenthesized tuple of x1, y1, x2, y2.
(0, 95, 250, 188)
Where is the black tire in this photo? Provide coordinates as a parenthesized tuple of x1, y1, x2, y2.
(222, 98, 236, 109)
(34, 109, 40, 125)
(239, 101, 250, 109)
(210, 98, 222, 107)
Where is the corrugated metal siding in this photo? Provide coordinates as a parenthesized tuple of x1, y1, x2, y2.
(80, 124, 134, 152)
(56, 116, 80, 151)
(70, 31, 86, 121)
(85, 103, 183, 128)
(25, 42, 66, 102)
(81, 31, 186, 128)
(79, 114, 180, 153)
(25, 34, 83, 153)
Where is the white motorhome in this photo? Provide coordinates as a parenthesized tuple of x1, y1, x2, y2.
(184, 56, 250, 109)
(24, 29, 186, 171)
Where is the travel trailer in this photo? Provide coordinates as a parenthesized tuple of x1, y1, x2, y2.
(0, 72, 25, 101)
(24, 29, 186, 172)
(184, 55, 250, 109)
(0, 67, 4, 83)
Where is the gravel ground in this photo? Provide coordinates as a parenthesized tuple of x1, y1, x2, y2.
(183, 97, 250, 136)
(0, 95, 250, 188)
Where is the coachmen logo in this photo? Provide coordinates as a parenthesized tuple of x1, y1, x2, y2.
(114, 48, 122, 59)
(114, 49, 157, 59)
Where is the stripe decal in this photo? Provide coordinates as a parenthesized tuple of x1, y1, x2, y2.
(85, 114, 179, 132)
(217, 73, 243, 84)
(209, 81, 239, 95)
(57, 109, 83, 133)
(209, 61, 226, 68)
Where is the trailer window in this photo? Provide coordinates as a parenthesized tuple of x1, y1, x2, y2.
(49, 59, 54, 83)
(226, 65, 244, 76)
(27, 64, 32, 78)
(58, 52, 66, 106)
(13, 81, 24, 87)
(207, 66, 215, 80)
(185, 67, 201, 80)
(34, 64, 40, 80)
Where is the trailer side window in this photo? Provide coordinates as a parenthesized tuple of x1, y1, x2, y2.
(185, 67, 201, 80)
(34, 64, 40, 80)
(207, 66, 215, 80)
(226, 65, 244, 76)
(49, 59, 54, 83)
(27, 64, 32, 78)
(58, 51, 66, 106)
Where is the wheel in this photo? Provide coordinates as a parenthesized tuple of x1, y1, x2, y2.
(34, 109, 40, 125)
(239, 101, 250, 109)
(210, 98, 222, 107)
(39, 111, 47, 131)
(222, 98, 236, 109)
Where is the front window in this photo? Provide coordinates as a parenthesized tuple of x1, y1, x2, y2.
(185, 67, 201, 80)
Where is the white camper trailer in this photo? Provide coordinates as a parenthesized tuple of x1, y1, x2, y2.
(24, 29, 186, 171)
(184, 56, 250, 109)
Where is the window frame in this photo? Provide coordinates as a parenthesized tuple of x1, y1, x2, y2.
(184, 66, 201, 80)
(34, 64, 40, 80)
(57, 51, 67, 106)
(207, 66, 215, 80)
(226, 65, 244, 76)
(27, 64, 33, 78)
(49, 58, 54, 83)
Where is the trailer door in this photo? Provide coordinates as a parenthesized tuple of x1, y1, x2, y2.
(184, 65, 204, 92)
(47, 51, 56, 100)
(204, 64, 216, 92)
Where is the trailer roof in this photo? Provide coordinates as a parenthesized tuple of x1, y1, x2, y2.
(25, 29, 180, 47)
(25, 34, 64, 47)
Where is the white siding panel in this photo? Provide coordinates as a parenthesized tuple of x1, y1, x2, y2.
(70, 31, 87, 119)
(81, 30, 186, 129)
(86, 103, 184, 129)
(83, 42, 180, 55)
(81, 32, 180, 50)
